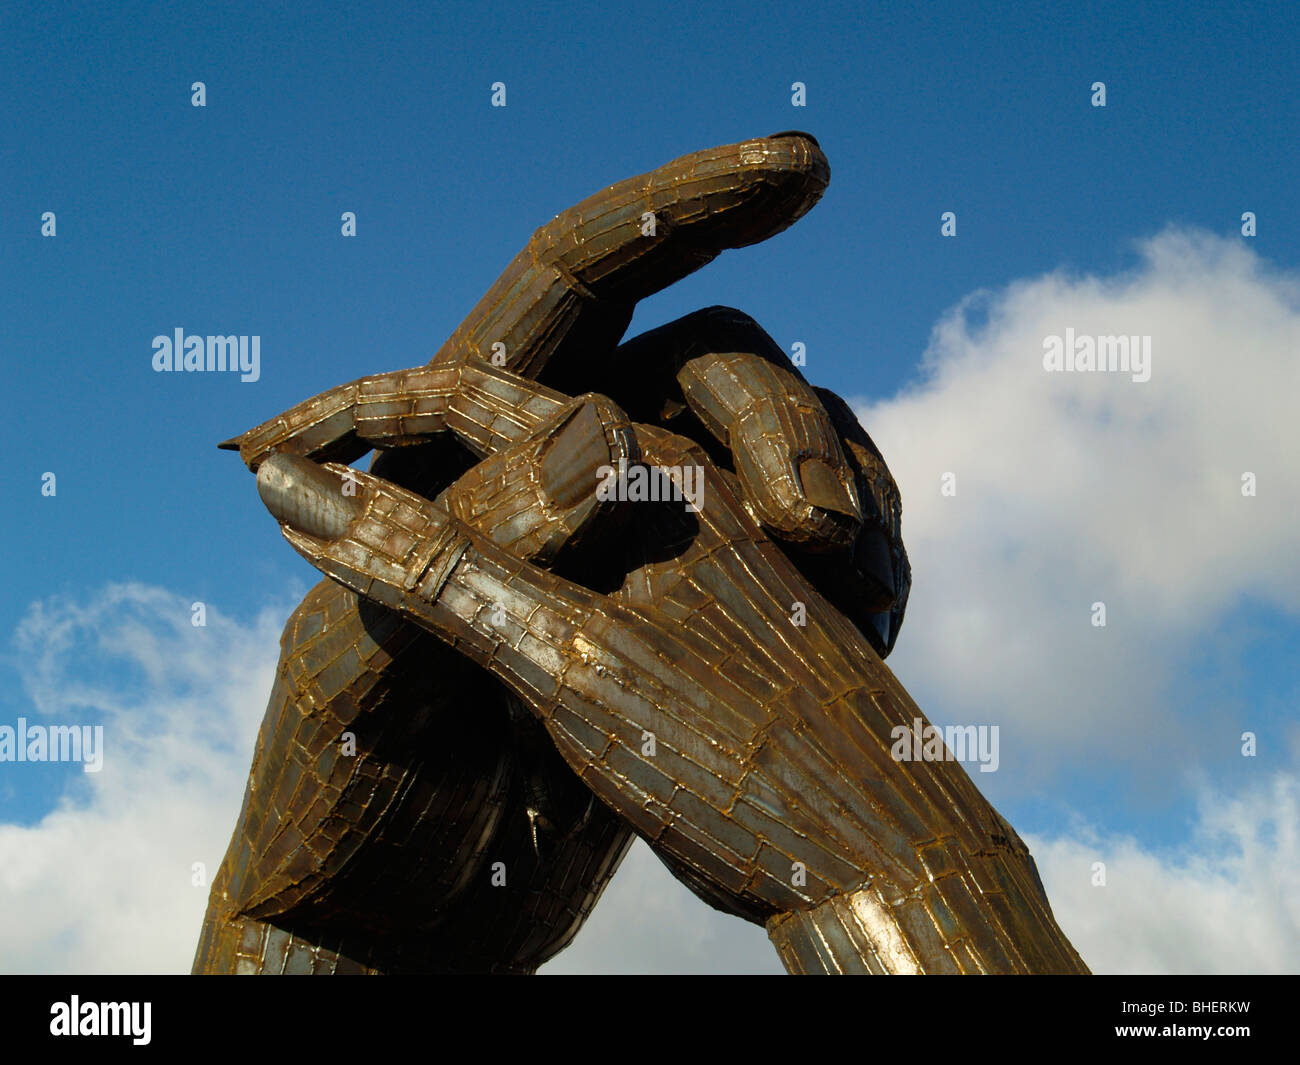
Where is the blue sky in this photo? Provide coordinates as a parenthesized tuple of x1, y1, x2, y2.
(1, 0, 1296, 973)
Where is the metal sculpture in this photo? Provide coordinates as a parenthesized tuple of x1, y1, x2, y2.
(194, 133, 1089, 975)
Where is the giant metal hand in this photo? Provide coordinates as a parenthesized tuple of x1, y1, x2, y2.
(194, 134, 1088, 975)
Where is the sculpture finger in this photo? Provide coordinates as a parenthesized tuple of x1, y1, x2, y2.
(254, 453, 612, 704)
(589, 307, 908, 656)
(806, 386, 912, 657)
(435, 392, 638, 566)
(593, 307, 861, 549)
(432, 133, 829, 380)
(220, 361, 573, 472)
(222, 135, 826, 470)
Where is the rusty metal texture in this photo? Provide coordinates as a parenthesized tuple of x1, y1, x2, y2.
(195, 133, 1088, 975)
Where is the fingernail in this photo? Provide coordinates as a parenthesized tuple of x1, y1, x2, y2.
(257, 453, 364, 540)
(855, 524, 896, 607)
(798, 458, 862, 523)
(540, 402, 614, 509)
(766, 130, 821, 149)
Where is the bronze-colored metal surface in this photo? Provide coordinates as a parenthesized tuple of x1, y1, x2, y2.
(196, 133, 1088, 975)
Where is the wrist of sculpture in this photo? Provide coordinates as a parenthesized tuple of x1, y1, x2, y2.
(766, 867, 1091, 975)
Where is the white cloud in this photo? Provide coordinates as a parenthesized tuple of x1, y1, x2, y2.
(855, 227, 1300, 773)
(1030, 770, 1300, 974)
(0, 583, 288, 974)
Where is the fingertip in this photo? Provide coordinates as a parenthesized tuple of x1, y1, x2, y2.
(734, 446, 860, 550)
(798, 457, 863, 526)
(257, 453, 364, 541)
(745, 131, 828, 184)
(538, 401, 621, 510)
(724, 134, 829, 247)
(766, 130, 821, 150)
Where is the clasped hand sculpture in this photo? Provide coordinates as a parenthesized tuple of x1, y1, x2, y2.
(194, 133, 1088, 975)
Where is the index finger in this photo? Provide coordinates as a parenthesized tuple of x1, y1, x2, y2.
(433, 132, 829, 379)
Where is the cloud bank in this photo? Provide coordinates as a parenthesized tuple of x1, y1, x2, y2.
(856, 227, 1300, 780)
